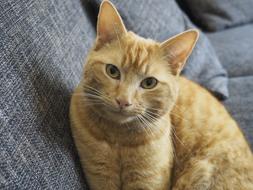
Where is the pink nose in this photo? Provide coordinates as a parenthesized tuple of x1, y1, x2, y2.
(116, 98, 132, 109)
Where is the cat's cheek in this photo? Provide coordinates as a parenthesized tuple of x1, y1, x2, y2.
(132, 90, 143, 105)
(89, 71, 117, 95)
(141, 91, 170, 116)
(140, 96, 154, 111)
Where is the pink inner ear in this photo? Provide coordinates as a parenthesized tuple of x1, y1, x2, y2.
(160, 30, 199, 75)
(96, 1, 127, 46)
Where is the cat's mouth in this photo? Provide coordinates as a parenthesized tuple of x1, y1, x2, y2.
(88, 100, 144, 124)
(110, 108, 135, 115)
(102, 106, 140, 123)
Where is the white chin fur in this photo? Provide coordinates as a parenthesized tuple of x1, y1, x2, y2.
(118, 116, 136, 124)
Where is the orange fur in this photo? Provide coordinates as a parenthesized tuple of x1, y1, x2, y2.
(70, 1, 253, 189)
(171, 78, 253, 190)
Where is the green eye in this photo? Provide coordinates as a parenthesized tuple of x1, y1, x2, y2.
(106, 64, 120, 79)
(141, 77, 158, 89)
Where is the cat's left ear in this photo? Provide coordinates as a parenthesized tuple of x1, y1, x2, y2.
(160, 29, 199, 75)
(96, 0, 127, 47)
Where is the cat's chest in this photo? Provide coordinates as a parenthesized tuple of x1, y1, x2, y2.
(80, 126, 173, 169)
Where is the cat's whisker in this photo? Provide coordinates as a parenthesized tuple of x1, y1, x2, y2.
(143, 113, 169, 134)
(82, 97, 101, 100)
(140, 114, 157, 137)
(144, 109, 192, 160)
(82, 94, 104, 100)
(146, 108, 206, 140)
(170, 125, 185, 148)
(82, 103, 105, 107)
(145, 110, 166, 122)
(169, 124, 195, 164)
(83, 84, 102, 92)
(83, 84, 111, 98)
(81, 98, 104, 105)
(139, 108, 181, 165)
(82, 101, 103, 105)
(87, 92, 111, 103)
(81, 87, 113, 106)
(147, 105, 207, 126)
(136, 115, 151, 137)
(74, 93, 101, 102)
(143, 112, 159, 123)
(145, 109, 205, 159)
(83, 89, 104, 98)
(140, 114, 160, 137)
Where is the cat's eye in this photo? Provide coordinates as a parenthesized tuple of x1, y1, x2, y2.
(141, 77, 158, 89)
(106, 64, 121, 79)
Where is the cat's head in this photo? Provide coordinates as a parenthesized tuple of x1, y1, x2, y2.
(82, 0, 198, 125)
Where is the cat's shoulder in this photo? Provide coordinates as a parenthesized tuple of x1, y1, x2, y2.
(177, 76, 211, 96)
(176, 76, 222, 107)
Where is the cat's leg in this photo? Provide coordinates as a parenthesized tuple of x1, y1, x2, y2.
(75, 138, 121, 190)
(172, 157, 253, 190)
(121, 170, 170, 190)
(120, 156, 172, 190)
(172, 159, 215, 190)
(118, 133, 173, 190)
(84, 170, 120, 190)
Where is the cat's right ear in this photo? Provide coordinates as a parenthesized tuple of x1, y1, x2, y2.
(160, 30, 199, 75)
(96, 0, 127, 48)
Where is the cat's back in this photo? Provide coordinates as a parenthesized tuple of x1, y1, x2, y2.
(172, 76, 251, 154)
(171, 77, 253, 189)
(173, 76, 241, 133)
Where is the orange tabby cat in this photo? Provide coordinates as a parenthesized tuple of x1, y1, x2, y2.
(70, 1, 253, 190)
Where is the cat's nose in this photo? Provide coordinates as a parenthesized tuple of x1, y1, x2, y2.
(115, 98, 132, 109)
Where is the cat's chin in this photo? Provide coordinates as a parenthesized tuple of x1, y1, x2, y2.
(106, 110, 137, 124)
(91, 106, 138, 124)
(89, 104, 144, 125)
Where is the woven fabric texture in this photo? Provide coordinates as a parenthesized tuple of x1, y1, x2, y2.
(178, 0, 253, 31)
(0, 0, 95, 189)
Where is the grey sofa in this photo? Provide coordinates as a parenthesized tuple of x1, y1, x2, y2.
(0, 0, 252, 189)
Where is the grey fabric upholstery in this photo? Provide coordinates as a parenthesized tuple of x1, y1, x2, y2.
(0, 0, 95, 189)
(93, 0, 229, 99)
(183, 19, 229, 99)
(178, 0, 253, 31)
(207, 24, 253, 149)
(224, 76, 253, 148)
(207, 24, 253, 77)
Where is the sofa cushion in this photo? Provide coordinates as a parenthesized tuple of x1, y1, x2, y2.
(178, 0, 253, 31)
(207, 24, 253, 77)
(224, 76, 253, 149)
(92, 0, 229, 99)
(0, 0, 94, 189)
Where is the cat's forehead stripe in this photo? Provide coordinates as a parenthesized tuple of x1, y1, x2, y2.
(122, 34, 156, 73)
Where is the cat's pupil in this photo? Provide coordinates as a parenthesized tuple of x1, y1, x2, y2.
(146, 78, 153, 86)
(110, 67, 116, 74)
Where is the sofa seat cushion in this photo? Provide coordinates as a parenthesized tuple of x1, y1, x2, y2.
(207, 24, 253, 77)
(223, 76, 253, 148)
(178, 0, 253, 31)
